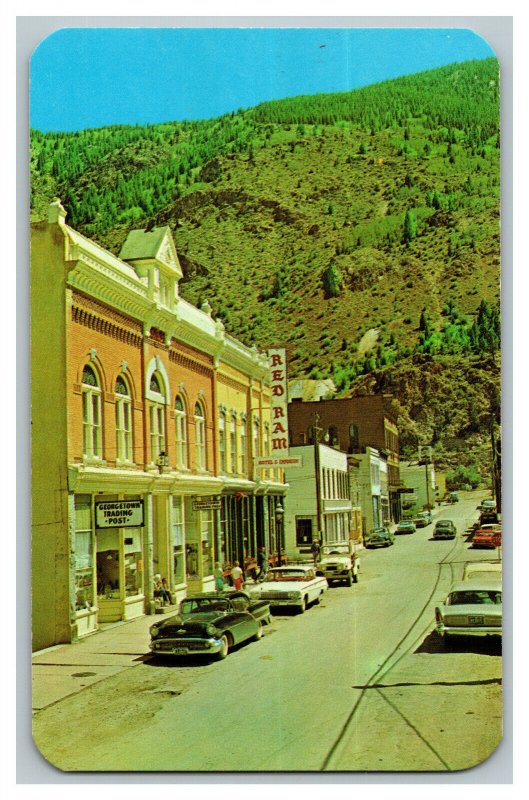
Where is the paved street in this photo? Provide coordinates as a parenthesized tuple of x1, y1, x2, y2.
(32, 491, 502, 773)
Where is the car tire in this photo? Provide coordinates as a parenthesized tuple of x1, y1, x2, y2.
(299, 597, 308, 614)
(346, 571, 353, 587)
(353, 571, 359, 583)
(443, 634, 453, 649)
(217, 634, 230, 659)
(252, 623, 263, 642)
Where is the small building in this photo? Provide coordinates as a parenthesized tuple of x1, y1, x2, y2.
(282, 444, 352, 561)
(399, 462, 437, 513)
(350, 447, 390, 534)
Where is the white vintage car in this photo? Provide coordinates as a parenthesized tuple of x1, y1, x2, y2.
(435, 580, 502, 645)
(250, 565, 328, 612)
(463, 561, 502, 582)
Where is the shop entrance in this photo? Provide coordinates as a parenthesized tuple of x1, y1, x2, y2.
(96, 526, 145, 623)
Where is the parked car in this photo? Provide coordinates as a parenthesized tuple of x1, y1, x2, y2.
(433, 519, 457, 539)
(449, 491, 460, 503)
(434, 580, 502, 644)
(396, 520, 416, 535)
(413, 512, 432, 528)
(364, 527, 395, 548)
(472, 524, 502, 549)
(479, 511, 500, 527)
(250, 565, 328, 612)
(463, 561, 502, 582)
(149, 591, 270, 660)
(317, 541, 360, 586)
(480, 498, 497, 511)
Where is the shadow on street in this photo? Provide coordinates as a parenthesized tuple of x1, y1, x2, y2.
(415, 630, 502, 657)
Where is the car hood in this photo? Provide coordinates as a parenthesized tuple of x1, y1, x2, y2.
(254, 579, 312, 592)
(319, 555, 349, 565)
(156, 610, 223, 631)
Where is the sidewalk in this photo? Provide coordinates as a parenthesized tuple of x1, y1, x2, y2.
(32, 613, 157, 712)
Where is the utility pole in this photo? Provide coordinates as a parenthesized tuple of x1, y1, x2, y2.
(313, 412, 324, 543)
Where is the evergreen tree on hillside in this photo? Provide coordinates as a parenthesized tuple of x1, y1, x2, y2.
(322, 261, 342, 298)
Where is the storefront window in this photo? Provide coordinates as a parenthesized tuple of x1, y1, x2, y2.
(124, 528, 143, 597)
(97, 529, 121, 599)
(201, 509, 214, 577)
(74, 495, 94, 611)
(172, 497, 185, 585)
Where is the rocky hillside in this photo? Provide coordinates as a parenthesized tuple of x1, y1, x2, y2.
(30, 59, 501, 475)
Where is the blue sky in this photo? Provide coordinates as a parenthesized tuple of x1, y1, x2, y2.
(30, 27, 496, 133)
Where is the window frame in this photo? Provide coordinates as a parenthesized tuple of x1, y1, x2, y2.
(82, 364, 103, 461)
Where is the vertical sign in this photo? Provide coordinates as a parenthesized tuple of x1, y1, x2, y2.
(268, 349, 289, 453)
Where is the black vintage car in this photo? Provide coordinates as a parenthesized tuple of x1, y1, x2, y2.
(149, 591, 271, 661)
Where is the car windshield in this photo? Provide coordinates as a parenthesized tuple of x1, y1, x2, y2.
(448, 590, 501, 605)
(264, 570, 310, 582)
(180, 598, 229, 614)
(437, 521, 452, 527)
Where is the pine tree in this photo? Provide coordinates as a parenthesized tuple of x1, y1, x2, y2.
(403, 209, 417, 245)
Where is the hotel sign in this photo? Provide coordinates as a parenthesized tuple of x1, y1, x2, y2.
(255, 456, 302, 468)
(96, 500, 144, 528)
(268, 348, 289, 454)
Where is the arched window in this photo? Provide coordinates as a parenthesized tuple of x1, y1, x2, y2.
(194, 402, 207, 471)
(149, 372, 166, 462)
(82, 364, 102, 459)
(175, 395, 188, 469)
(253, 418, 261, 458)
(349, 423, 359, 453)
(218, 409, 227, 473)
(115, 375, 133, 463)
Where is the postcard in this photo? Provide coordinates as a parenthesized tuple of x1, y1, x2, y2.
(29, 24, 503, 774)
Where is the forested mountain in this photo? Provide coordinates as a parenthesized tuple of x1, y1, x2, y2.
(30, 58, 501, 475)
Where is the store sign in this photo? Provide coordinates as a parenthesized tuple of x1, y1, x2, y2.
(268, 348, 289, 453)
(192, 498, 222, 511)
(96, 500, 144, 528)
(254, 456, 302, 468)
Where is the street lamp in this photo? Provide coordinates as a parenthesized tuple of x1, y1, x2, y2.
(156, 451, 169, 474)
(275, 502, 284, 566)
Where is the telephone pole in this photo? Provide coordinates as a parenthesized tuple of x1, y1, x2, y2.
(313, 412, 325, 542)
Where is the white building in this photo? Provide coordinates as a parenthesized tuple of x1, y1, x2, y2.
(351, 447, 390, 533)
(282, 444, 352, 560)
(399, 462, 436, 512)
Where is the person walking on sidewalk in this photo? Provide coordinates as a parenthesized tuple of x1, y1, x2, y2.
(231, 561, 244, 590)
(257, 546, 269, 582)
(311, 539, 321, 566)
(214, 562, 225, 592)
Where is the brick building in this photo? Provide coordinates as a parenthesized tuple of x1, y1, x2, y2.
(31, 201, 286, 650)
(288, 395, 402, 522)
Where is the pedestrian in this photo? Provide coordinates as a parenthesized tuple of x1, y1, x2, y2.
(214, 562, 225, 592)
(153, 574, 172, 606)
(311, 538, 321, 566)
(231, 561, 244, 590)
(257, 546, 269, 582)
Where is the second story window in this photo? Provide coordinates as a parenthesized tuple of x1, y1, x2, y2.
(175, 395, 188, 469)
(240, 416, 247, 475)
(115, 375, 132, 463)
(82, 364, 102, 460)
(253, 418, 261, 459)
(230, 415, 238, 475)
(149, 373, 166, 462)
(219, 410, 227, 473)
(194, 402, 206, 471)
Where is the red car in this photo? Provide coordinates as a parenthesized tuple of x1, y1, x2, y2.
(472, 524, 502, 549)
